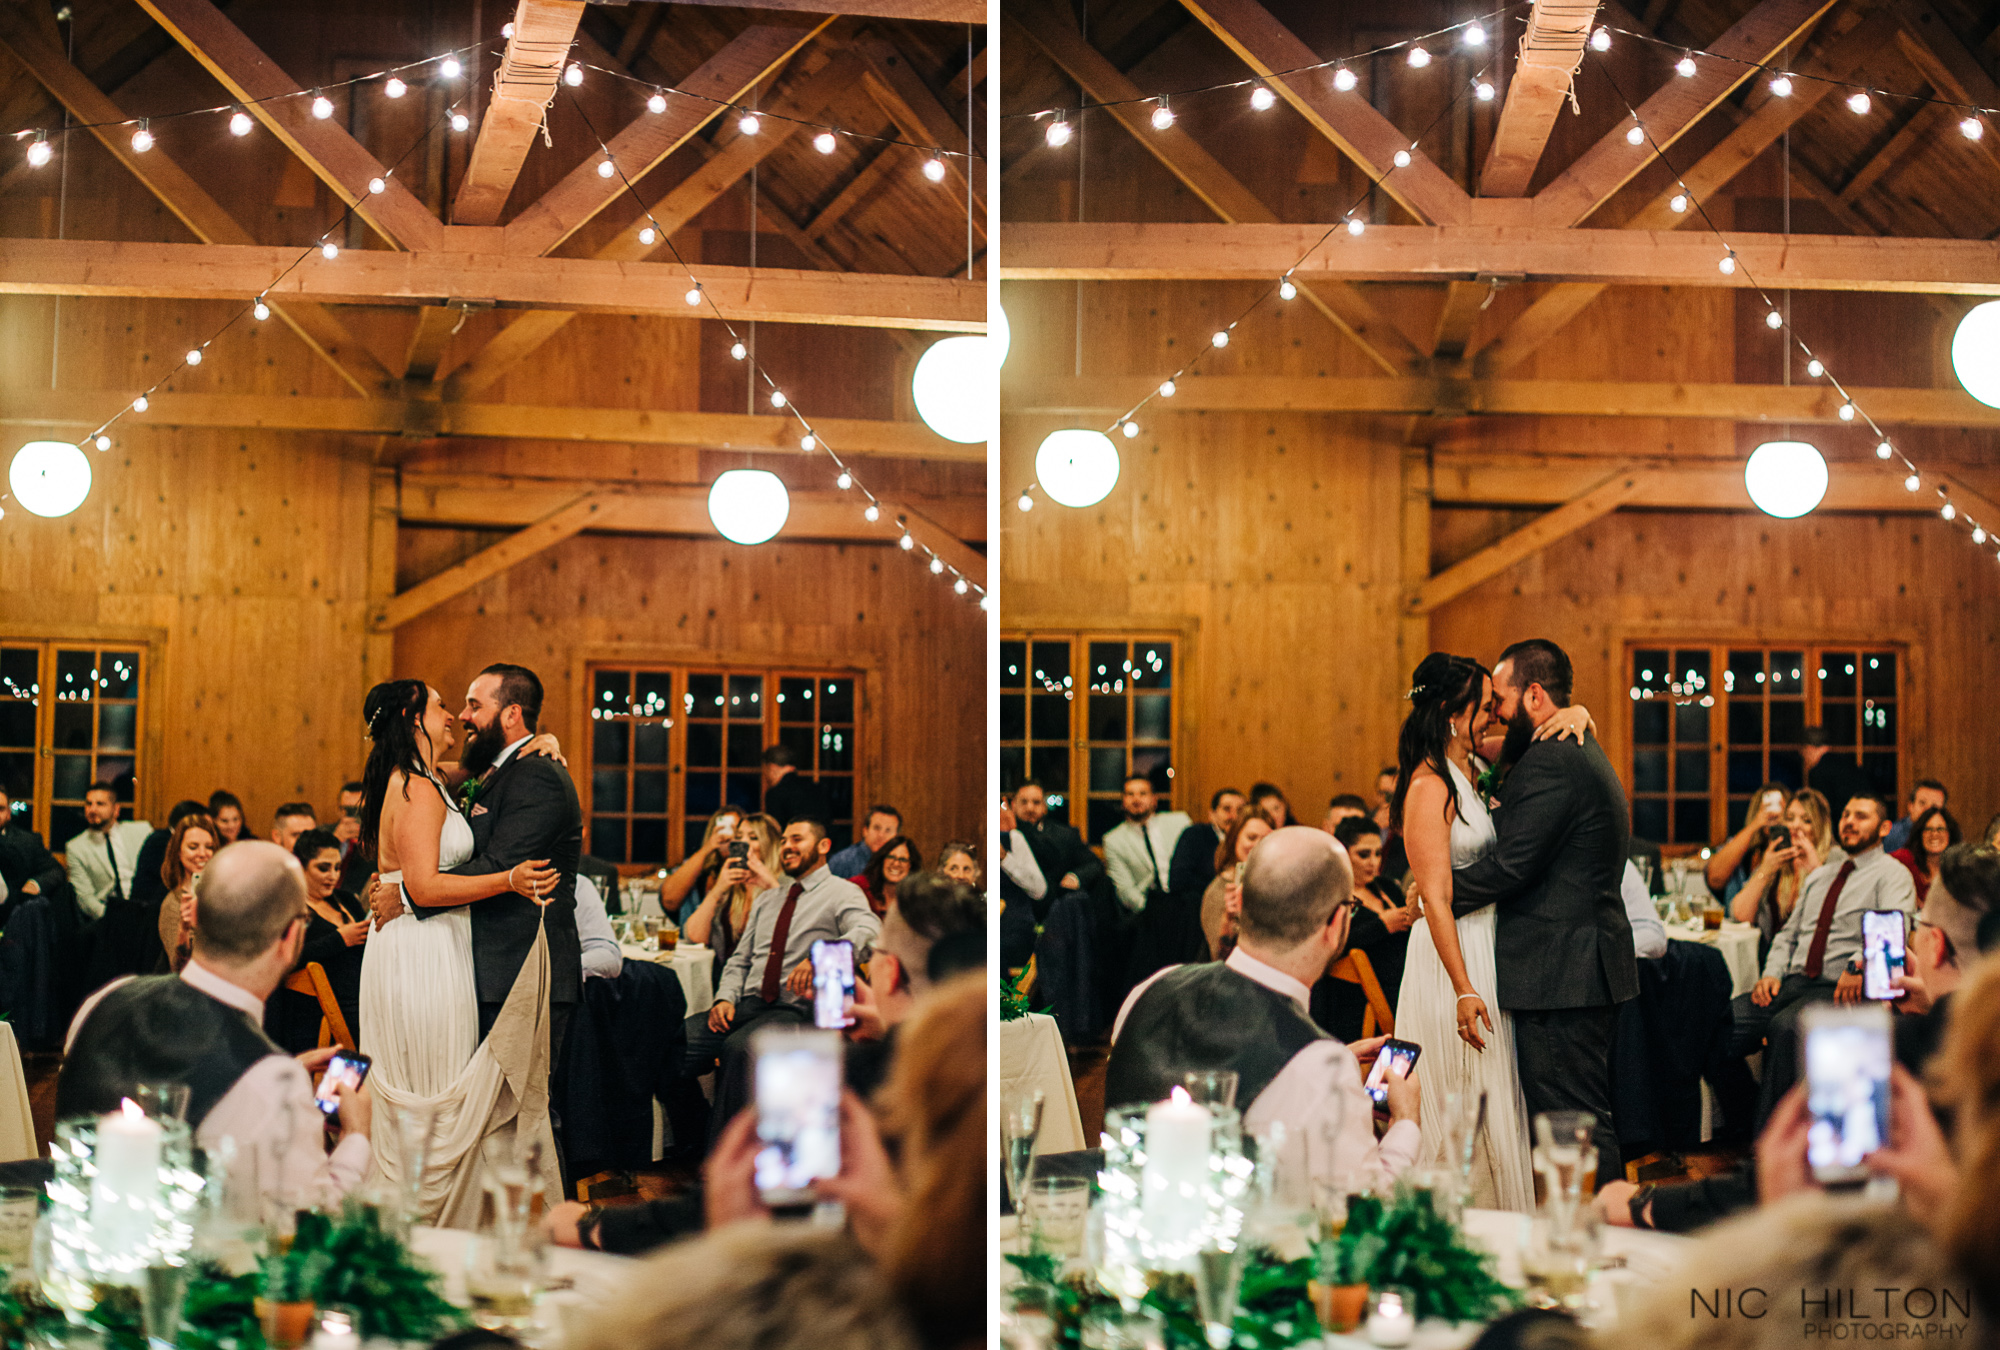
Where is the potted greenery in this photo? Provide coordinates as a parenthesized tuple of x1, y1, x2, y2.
(1310, 1218, 1371, 1334)
(255, 1242, 328, 1350)
(1312, 1189, 1519, 1330)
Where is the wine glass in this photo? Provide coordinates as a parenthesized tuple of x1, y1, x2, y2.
(1002, 1089, 1045, 1214)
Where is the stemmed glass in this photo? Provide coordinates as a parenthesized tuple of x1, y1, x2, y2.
(1441, 1089, 1487, 1207)
(1002, 1089, 1046, 1215)
(1194, 1245, 1245, 1349)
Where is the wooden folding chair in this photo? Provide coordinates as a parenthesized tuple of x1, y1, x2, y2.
(1325, 950, 1394, 1038)
(283, 961, 355, 1052)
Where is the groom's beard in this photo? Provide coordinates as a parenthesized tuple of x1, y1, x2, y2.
(1499, 708, 1536, 768)
(459, 718, 506, 776)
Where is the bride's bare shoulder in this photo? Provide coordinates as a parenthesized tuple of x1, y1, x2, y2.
(1404, 764, 1457, 824)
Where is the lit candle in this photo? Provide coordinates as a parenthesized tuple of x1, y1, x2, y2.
(1366, 1289, 1416, 1347)
(311, 1308, 362, 1350)
(90, 1097, 163, 1257)
(1143, 1086, 1212, 1238)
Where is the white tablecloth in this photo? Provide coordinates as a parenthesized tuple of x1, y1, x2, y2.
(1000, 1012, 1088, 1156)
(1671, 921, 1761, 997)
(618, 942, 715, 1014)
(409, 1225, 630, 1349)
(0, 1023, 31, 1163)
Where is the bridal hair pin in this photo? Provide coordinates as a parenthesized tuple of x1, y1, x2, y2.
(1405, 683, 1428, 701)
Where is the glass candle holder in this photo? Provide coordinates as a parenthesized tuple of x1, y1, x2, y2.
(1095, 1101, 1252, 1294)
(41, 1114, 203, 1316)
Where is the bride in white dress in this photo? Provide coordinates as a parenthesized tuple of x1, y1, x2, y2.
(356, 680, 559, 1226)
(1393, 654, 1592, 1212)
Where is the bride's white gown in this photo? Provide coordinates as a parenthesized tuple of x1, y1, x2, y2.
(1395, 758, 1535, 1212)
(358, 774, 556, 1227)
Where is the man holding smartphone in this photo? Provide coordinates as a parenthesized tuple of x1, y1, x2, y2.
(1721, 792, 1916, 1132)
(683, 818, 880, 1142)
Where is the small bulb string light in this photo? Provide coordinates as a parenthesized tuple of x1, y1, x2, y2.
(559, 88, 986, 604)
(1011, 51, 1496, 511)
(1590, 55, 1999, 558)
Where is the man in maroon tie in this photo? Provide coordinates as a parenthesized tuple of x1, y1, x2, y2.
(680, 817, 881, 1145)
(1721, 792, 1916, 1133)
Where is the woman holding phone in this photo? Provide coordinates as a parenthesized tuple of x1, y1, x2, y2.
(661, 808, 746, 926)
(683, 812, 781, 979)
(1732, 788, 1835, 960)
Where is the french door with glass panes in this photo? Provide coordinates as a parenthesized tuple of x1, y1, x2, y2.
(1625, 642, 1902, 849)
(584, 664, 860, 869)
(0, 642, 146, 851)
(999, 632, 1178, 843)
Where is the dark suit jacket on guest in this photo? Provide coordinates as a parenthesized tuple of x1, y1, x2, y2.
(1451, 734, 1638, 1011)
(1168, 823, 1222, 896)
(414, 753, 584, 1013)
(0, 823, 67, 927)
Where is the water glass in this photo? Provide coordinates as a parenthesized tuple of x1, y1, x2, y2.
(142, 1263, 189, 1347)
(1194, 1245, 1246, 1349)
(0, 1187, 37, 1271)
(464, 1232, 543, 1334)
(1080, 1306, 1165, 1350)
(1025, 1177, 1088, 1258)
(1002, 1089, 1045, 1211)
(1441, 1089, 1487, 1189)
(133, 1082, 192, 1122)
(1521, 1215, 1595, 1313)
(1178, 1069, 1240, 1110)
(1531, 1112, 1597, 1220)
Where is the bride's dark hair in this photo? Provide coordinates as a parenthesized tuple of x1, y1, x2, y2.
(1390, 653, 1490, 832)
(361, 679, 433, 856)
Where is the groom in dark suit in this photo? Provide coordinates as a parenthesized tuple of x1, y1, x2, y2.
(432, 664, 584, 1054)
(1451, 639, 1637, 1187)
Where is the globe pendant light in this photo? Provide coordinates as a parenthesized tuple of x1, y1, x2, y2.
(994, 306, 1012, 368)
(911, 336, 992, 444)
(1035, 429, 1119, 508)
(707, 469, 790, 544)
(9, 440, 92, 517)
(1744, 440, 1827, 519)
(1951, 300, 2000, 408)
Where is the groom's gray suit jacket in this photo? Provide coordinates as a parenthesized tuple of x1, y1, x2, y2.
(1450, 734, 1637, 1011)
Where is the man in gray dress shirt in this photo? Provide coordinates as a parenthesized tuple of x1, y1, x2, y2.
(680, 818, 880, 1142)
(1722, 791, 1916, 1131)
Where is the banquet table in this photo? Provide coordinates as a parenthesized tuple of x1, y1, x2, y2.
(1670, 919, 1760, 998)
(409, 1225, 629, 1349)
(0, 1022, 33, 1163)
(1000, 1012, 1088, 1156)
(617, 941, 715, 1013)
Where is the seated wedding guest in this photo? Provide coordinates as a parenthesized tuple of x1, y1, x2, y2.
(1312, 817, 1415, 1040)
(1107, 826, 1420, 1194)
(1373, 767, 1410, 883)
(998, 796, 1044, 970)
(269, 801, 316, 852)
(1372, 768, 1397, 830)
(662, 807, 744, 925)
(682, 812, 780, 981)
(207, 790, 250, 845)
(131, 800, 208, 919)
(1201, 814, 1272, 960)
(264, 828, 368, 1052)
(567, 874, 623, 982)
(0, 784, 65, 928)
(64, 783, 153, 920)
(935, 842, 979, 887)
(1102, 774, 1191, 913)
(761, 745, 830, 828)
(682, 818, 880, 1139)
(1007, 780, 1105, 916)
(1889, 806, 1961, 902)
(1918, 954, 2000, 1318)
(829, 805, 903, 879)
(1247, 782, 1292, 828)
(1704, 781, 1793, 900)
(566, 974, 984, 1350)
(1885, 778, 1949, 855)
(1803, 726, 1873, 823)
(845, 871, 986, 1096)
(1890, 843, 1998, 1073)
(57, 841, 372, 1218)
(1168, 787, 1244, 895)
(1729, 788, 1834, 961)
(856, 835, 921, 916)
(1721, 792, 1916, 1133)
(330, 780, 365, 857)
(1622, 859, 1668, 960)
(1322, 793, 1370, 835)
(156, 814, 220, 973)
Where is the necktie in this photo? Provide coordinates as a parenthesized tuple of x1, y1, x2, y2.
(759, 881, 805, 1004)
(1138, 820, 1163, 892)
(103, 831, 125, 906)
(1801, 859, 1856, 979)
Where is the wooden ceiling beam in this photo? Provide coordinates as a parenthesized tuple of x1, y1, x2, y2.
(1531, 0, 1839, 227)
(0, 389, 979, 462)
(1000, 221, 2000, 294)
(452, 0, 587, 226)
(1480, 0, 1595, 196)
(0, 6, 393, 397)
(999, 373, 2000, 427)
(1174, 0, 1472, 225)
(634, 0, 982, 21)
(499, 17, 833, 257)
(852, 30, 982, 231)
(1433, 455, 2000, 518)
(400, 305, 462, 382)
(132, 0, 444, 251)
(0, 238, 983, 331)
(1892, 4, 2000, 186)
(1412, 466, 1651, 613)
(372, 493, 605, 631)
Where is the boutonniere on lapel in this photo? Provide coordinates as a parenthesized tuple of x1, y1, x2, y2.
(460, 778, 484, 813)
(1475, 764, 1505, 810)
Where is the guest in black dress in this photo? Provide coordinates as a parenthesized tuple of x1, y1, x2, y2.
(264, 828, 369, 1051)
(1311, 817, 1417, 1040)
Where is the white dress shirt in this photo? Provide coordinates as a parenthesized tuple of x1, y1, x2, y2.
(63, 820, 156, 920)
(1102, 811, 1194, 911)
(999, 828, 1048, 901)
(574, 874, 623, 981)
(1622, 861, 1667, 960)
(67, 960, 370, 1219)
(1114, 947, 1421, 1196)
(1763, 844, 1918, 981)
(715, 864, 880, 1010)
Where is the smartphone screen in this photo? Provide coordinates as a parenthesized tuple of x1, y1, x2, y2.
(752, 1028, 843, 1205)
(313, 1050, 371, 1116)
(811, 938, 856, 1029)
(1862, 910, 1907, 1001)
(1801, 1004, 1892, 1185)
(1363, 1038, 1421, 1107)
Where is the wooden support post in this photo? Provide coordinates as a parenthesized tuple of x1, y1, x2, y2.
(363, 468, 400, 694)
(1399, 445, 1433, 683)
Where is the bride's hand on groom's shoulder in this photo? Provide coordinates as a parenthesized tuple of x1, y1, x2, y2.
(522, 732, 567, 768)
(1532, 704, 1596, 745)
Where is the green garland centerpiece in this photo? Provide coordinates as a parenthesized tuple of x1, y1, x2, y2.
(1000, 964, 1045, 1022)
(1006, 1184, 1518, 1348)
